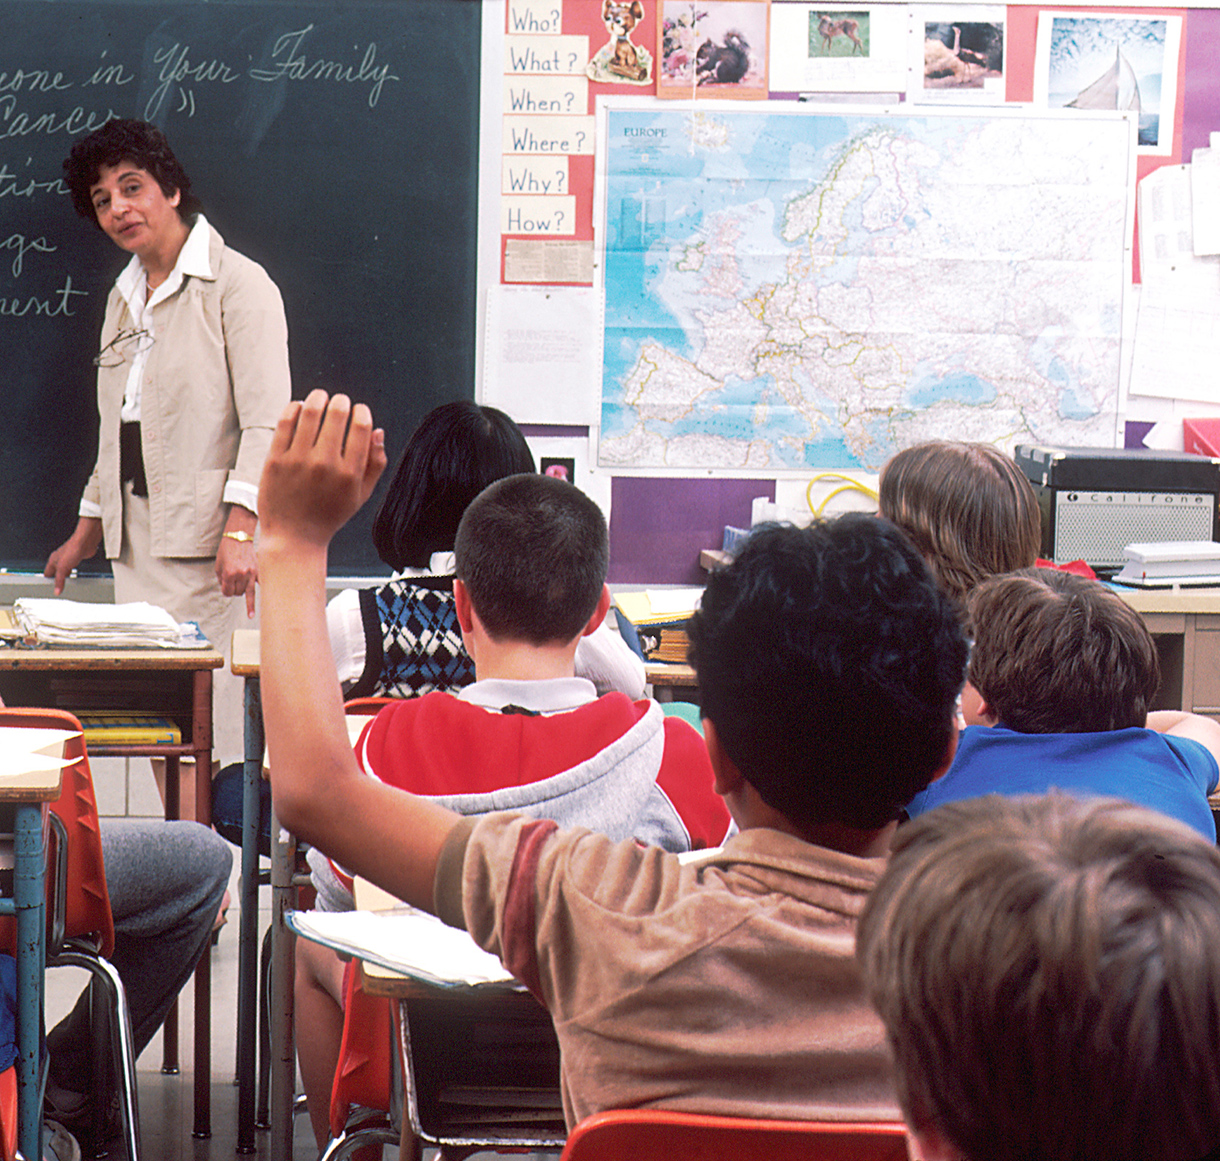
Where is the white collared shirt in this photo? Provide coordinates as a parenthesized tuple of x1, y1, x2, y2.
(114, 213, 213, 424)
(456, 676, 599, 716)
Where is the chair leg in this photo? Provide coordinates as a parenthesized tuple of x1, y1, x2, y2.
(53, 949, 142, 1161)
(319, 1119, 399, 1161)
(257, 922, 273, 1129)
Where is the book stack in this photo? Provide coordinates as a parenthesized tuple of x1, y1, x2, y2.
(613, 588, 702, 663)
(1113, 541, 1220, 588)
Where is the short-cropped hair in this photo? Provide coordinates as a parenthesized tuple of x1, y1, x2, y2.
(878, 441, 1041, 605)
(454, 473, 608, 646)
(64, 118, 202, 224)
(858, 794, 1220, 1161)
(371, 401, 535, 571)
(967, 567, 1159, 733)
(687, 514, 967, 830)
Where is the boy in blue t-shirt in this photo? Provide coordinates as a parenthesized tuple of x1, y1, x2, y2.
(905, 566, 1220, 839)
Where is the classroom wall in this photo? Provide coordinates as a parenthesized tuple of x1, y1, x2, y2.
(480, 1, 1220, 585)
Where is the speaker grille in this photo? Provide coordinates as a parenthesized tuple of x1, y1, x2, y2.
(1052, 492, 1215, 567)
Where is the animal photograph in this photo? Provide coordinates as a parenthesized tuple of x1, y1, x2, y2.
(811, 12, 870, 57)
(587, 0, 655, 86)
(657, 0, 769, 97)
(923, 21, 1003, 88)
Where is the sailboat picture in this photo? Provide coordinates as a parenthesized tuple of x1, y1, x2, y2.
(1038, 13, 1181, 153)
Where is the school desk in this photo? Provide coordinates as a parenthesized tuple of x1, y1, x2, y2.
(0, 636, 224, 1139)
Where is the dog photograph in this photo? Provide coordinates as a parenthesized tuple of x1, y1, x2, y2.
(587, 0, 655, 86)
(657, 0, 769, 98)
(810, 11, 871, 57)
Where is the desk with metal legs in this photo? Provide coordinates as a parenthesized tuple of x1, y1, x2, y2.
(0, 642, 223, 1139)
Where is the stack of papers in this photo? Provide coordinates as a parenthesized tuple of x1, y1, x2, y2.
(12, 598, 208, 648)
(287, 902, 515, 989)
(613, 588, 702, 626)
(1113, 541, 1220, 587)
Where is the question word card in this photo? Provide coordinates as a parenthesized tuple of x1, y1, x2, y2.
(501, 195, 576, 235)
(507, 0, 564, 36)
(503, 157, 570, 196)
(503, 115, 594, 155)
(504, 76, 588, 115)
(504, 34, 588, 76)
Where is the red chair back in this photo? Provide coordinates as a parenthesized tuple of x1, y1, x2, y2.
(328, 962, 393, 1136)
(560, 1109, 909, 1161)
(0, 708, 114, 957)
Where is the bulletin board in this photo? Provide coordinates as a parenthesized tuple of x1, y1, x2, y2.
(475, 1, 1220, 582)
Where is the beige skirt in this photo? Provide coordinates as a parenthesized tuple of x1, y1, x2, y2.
(112, 483, 253, 766)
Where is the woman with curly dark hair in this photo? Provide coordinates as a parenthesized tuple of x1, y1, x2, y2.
(45, 118, 291, 776)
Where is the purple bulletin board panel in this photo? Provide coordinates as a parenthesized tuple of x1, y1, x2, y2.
(608, 477, 776, 586)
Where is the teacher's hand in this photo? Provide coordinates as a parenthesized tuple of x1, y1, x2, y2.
(216, 534, 259, 618)
(218, 505, 259, 616)
(44, 516, 104, 595)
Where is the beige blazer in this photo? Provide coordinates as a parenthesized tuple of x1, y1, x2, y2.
(82, 224, 291, 559)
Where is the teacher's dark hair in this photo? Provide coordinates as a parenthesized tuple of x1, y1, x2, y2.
(64, 118, 203, 225)
(372, 401, 535, 572)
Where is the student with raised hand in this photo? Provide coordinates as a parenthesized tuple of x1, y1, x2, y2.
(283, 400, 727, 1147)
(878, 440, 1041, 606)
(904, 566, 1220, 840)
(258, 389, 968, 1126)
(858, 793, 1220, 1161)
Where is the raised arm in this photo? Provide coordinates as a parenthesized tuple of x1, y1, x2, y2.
(257, 390, 462, 912)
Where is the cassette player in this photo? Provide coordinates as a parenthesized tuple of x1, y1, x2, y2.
(1013, 444, 1220, 573)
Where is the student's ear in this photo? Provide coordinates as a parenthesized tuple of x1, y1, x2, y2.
(452, 578, 476, 635)
(959, 681, 997, 728)
(702, 719, 744, 798)
(580, 585, 613, 638)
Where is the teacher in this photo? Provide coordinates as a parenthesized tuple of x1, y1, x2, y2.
(45, 118, 291, 770)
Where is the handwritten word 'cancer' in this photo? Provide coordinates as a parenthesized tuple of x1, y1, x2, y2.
(0, 96, 119, 140)
(248, 25, 399, 108)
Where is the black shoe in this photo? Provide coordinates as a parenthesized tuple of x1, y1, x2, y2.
(44, 1081, 121, 1157)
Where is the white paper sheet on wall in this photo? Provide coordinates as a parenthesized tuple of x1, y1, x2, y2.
(483, 285, 602, 425)
(1192, 133, 1220, 257)
(1130, 164, 1220, 405)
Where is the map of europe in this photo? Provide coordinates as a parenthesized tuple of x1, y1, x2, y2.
(598, 104, 1133, 471)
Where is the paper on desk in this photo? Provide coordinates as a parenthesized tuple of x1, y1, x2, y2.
(0, 726, 77, 789)
(12, 598, 208, 648)
(286, 906, 516, 989)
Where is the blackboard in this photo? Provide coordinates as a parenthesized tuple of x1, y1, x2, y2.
(0, 0, 481, 574)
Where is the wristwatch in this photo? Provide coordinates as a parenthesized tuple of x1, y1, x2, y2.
(222, 530, 255, 543)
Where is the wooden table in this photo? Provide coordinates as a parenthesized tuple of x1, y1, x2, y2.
(0, 640, 224, 1139)
(0, 761, 61, 1160)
